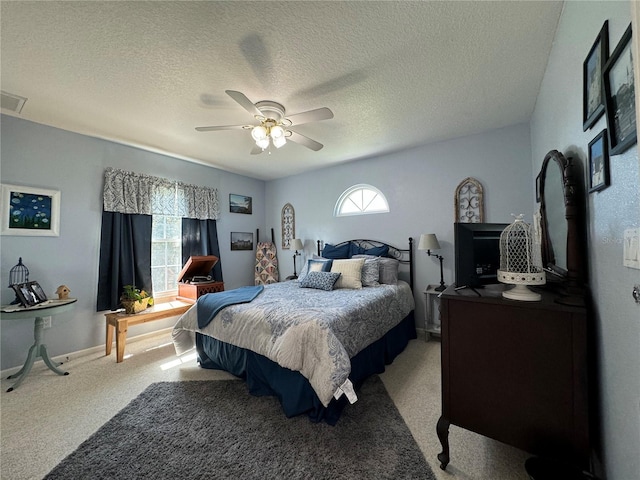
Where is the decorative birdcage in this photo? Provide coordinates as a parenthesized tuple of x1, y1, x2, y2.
(8, 257, 30, 305)
(497, 215, 546, 301)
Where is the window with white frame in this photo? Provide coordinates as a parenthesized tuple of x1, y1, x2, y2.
(334, 184, 389, 217)
(151, 215, 182, 296)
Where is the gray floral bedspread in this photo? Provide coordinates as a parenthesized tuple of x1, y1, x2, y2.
(172, 280, 414, 407)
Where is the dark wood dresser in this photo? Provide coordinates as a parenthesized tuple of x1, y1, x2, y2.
(437, 284, 590, 471)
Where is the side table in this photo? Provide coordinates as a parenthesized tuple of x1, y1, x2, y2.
(424, 285, 442, 341)
(1, 298, 77, 392)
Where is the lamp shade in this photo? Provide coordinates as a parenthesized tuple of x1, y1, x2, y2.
(270, 125, 285, 139)
(291, 238, 304, 251)
(251, 125, 267, 141)
(418, 234, 441, 251)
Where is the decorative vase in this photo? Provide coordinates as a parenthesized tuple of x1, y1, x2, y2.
(121, 297, 150, 314)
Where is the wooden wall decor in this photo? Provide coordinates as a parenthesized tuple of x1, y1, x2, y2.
(454, 177, 484, 223)
(281, 203, 295, 249)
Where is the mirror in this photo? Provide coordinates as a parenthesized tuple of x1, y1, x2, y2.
(538, 150, 586, 305)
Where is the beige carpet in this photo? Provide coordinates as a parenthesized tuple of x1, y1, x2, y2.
(1, 331, 530, 480)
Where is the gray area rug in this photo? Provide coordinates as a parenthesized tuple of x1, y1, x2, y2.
(44, 376, 436, 479)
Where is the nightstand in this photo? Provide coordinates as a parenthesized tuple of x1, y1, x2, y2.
(424, 285, 442, 341)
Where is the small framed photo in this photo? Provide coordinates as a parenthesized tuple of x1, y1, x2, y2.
(583, 21, 609, 131)
(229, 194, 252, 214)
(11, 282, 39, 307)
(231, 232, 253, 251)
(1, 184, 60, 236)
(603, 24, 636, 155)
(588, 129, 610, 193)
(29, 281, 48, 303)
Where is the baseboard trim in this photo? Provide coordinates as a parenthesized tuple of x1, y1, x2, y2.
(1, 327, 173, 377)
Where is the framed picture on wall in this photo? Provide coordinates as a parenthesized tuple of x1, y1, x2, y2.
(583, 20, 608, 131)
(588, 129, 610, 193)
(231, 232, 253, 251)
(281, 203, 295, 249)
(229, 194, 252, 214)
(603, 24, 637, 155)
(0, 184, 61, 236)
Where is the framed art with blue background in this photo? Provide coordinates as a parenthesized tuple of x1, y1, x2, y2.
(583, 20, 608, 131)
(588, 129, 610, 193)
(229, 194, 252, 214)
(603, 24, 636, 155)
(0, 183, 60, 236)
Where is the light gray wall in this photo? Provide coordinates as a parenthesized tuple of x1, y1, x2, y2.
(266, 123, 533, 326)
(0, 115, 265, 370)
(530, 2, 640, 479)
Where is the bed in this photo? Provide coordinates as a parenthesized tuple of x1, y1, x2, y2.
(172, 238, 416, 424)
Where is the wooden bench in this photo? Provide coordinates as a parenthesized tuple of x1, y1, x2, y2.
(105, 300, 192, 363)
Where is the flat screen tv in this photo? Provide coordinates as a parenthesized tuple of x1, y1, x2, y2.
(454, 222, 508, 288)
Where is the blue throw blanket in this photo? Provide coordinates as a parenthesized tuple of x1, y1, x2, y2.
(196, 285, 264, 328)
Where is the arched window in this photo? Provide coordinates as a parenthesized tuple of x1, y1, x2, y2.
(334, 184, 389, 217)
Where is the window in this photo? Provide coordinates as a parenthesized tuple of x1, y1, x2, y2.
(151, 215, 182, 295)
(334, 184, 389, 217)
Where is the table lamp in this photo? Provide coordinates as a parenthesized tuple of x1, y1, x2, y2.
(419, 234, 446, 291)
(291, 238, 304, 279)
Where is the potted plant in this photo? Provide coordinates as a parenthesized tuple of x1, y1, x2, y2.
(120, 284, 152, 314)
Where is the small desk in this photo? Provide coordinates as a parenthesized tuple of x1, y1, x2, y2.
(1, 298, 77, 392)
(105, 300, 191, 363)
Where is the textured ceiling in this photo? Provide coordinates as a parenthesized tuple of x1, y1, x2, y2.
(1, 1, 563, 181)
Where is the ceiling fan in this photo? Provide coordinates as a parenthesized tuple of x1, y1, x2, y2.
(196, 90, 333, 154)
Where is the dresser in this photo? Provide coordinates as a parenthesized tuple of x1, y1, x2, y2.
(436, 284, 590, 471)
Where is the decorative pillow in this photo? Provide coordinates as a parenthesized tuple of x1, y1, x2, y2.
(364, 245, 389, 257)
(360, 256, 380, 287)
(331, 258, 366, 289)
(349, 242, 365, 257)
(298, 258, 332, 282)
(321, 243, 352, 259)
(299, 271, 341, 291)
(378, 257, 400, 285)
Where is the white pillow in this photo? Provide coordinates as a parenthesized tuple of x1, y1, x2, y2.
(331, 258, 365, 289)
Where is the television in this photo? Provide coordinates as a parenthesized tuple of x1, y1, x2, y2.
(454, 222, 508, 288)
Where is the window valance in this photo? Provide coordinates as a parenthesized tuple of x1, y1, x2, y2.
(102, 168, 219, 220)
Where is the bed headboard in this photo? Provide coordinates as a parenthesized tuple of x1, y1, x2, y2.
(316, 238, 414, 291)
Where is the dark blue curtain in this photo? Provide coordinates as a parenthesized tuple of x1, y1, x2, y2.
(96, 212, 152, 311)
(181, 219, 223, 282)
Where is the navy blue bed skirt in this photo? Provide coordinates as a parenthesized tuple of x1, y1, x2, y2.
(196, 311, 416, 425)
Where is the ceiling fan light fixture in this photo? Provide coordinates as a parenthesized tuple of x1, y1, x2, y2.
(273, 135, 286, 148)
(256, 137, 270, 149)
(270, 125, 285, 139)
(251, 125, 267, 141)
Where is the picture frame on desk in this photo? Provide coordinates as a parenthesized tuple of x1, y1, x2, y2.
(11, 281, 46, 307)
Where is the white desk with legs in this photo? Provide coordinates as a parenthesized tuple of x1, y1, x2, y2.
(1, 298, 77, 392)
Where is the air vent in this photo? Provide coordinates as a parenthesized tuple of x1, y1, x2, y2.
(1, 91, 28, 114)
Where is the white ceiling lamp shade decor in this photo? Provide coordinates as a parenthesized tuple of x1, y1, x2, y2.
(497, 214, 546, 301)
(196, 90, 333, 154)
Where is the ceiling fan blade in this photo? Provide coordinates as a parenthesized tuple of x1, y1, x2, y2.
(286, 107, 334, 126)
(288, 131, 324, 151)
(250, 145, 264, 155)
(195, 124, 247, 132)
(226, 90, 263, 118)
